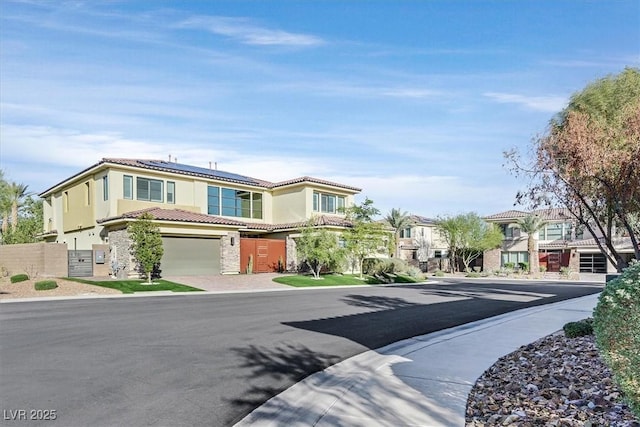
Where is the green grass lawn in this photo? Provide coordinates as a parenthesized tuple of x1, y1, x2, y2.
(273, 273, 420, 287)
(273, 274, 373, 287)
(66, 278, 204, 294)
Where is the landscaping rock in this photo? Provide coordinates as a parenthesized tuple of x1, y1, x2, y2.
(465, 333, 639, 426)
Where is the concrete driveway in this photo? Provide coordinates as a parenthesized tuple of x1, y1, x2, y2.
(163, 273, 292, 292)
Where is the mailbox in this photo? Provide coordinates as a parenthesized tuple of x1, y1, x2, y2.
(95, 250, 105, 264)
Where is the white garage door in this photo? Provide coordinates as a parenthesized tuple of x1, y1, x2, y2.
(161, 237, 221, 276)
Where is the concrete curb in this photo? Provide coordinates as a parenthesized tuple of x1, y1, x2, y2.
(235, 293, 600, 427)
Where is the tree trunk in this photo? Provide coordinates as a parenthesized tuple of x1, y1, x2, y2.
(528, 236, 538, 274)
(1, 213, 7, 234)
(11, 202, 18, 232)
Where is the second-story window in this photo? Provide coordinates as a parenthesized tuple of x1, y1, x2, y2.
(167, 181, 175, 204)
(103, 176, 109, 201)
(85, 182, 91, 206)
(137, 177, 163, 202)
(313, 191, 346, 214)
(400, 227, 412, 238)
(123, 175, 133, 199)
(207, 186, 262, 219)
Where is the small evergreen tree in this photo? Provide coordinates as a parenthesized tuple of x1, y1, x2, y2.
(128, 212, 163, 283)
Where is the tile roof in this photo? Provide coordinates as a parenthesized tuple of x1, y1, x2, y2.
(244, 215, 353, 232)
(97, 207, 246, 226)
(40, 158, 361, 196)
(103, 159, 360, 191)
(98, 208, 353, 232)
(485, 208, 573, 221)
(409, 214, 436, 225)
(540, 236, 634, 250)
(270, 176, 361, 192)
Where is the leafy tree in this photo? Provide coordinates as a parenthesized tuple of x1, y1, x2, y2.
(384, 208, 414, 258)
(1, 197, 43, 244)
(517, 215, 547, 274)
(341, 198, 389, 278)
(505, 68, 640, 271)
(295, 218, 344, 279)
(436, 212, 503, 272)
(128, 212, 164, 284)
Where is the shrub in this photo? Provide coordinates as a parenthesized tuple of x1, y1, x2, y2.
(35, 280, 58, 291)
(563, 318, 593, 338)
(10, 274, 29, 283)
(466, 271, 481, 278)
(405, 266, 423, 279)
(518, 262, 529, 272)
(559, 267, 571, 278)
(433, 270, 445, 277)
(503, 262, 516, 269)
(364, 258, 409, 276)
(593, 260, 640, 417)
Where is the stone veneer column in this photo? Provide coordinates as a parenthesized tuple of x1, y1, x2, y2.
(108, 228, 137, 279)
(483, 248, 501, 272)
(286, 235, 298, 272)
(220, 232, 240, 274)
(568, 248, 580, 272)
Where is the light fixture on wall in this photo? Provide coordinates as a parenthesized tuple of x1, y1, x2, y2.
(230, 237, 235, 246)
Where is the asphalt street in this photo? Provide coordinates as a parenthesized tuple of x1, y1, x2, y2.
(0, 279, 602, 427)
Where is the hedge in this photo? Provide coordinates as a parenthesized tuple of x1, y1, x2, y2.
(593, 260, 640, 417)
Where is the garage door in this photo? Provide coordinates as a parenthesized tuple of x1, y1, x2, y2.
(161, 237, 220, 276)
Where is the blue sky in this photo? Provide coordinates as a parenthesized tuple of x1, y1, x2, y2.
(1, 0, 638, 217)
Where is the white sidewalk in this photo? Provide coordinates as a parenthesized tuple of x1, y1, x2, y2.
(235, 294, 599, 427)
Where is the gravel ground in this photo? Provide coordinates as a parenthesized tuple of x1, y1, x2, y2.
(0, 277, 121, 299)
(466, 333, 639, 426)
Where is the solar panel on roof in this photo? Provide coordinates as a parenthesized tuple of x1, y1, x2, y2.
(140, 160, 262, 186)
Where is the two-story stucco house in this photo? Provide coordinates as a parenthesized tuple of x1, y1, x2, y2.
(39, 158, 360, 277)
(483, 208, 636, 274)
(395, 215, 449, 270)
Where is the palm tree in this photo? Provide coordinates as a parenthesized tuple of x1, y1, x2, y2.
(384, 208, 414, 258)
(0, 173, 10, 235)
(7, 182, 30, 232)
(517, 214, 547, 274)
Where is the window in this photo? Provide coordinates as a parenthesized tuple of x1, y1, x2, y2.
(252, 193, 262, 219)
(313, 191, 346, 214)
(208, 186, 262, 219)
(542, 222, 572, 240)
(544, 223, 563, 240)
(167, 181, 175, 204)
(103, 176, 109, 201)
(501, 251, 529, 266)
(85, 182, 91, 205)
(123, 175, 133, 200)
(400, 227, 412, 238)
(500, 224, 519, 239)
(207, 186, 220, 215)
(136, 177, 163, 202)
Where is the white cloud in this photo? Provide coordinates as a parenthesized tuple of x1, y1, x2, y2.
(483, 92, 567, 112)
(177, 16, 324, 47)
(328, 174, 519, 218)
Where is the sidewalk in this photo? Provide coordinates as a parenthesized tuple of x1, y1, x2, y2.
(235, 293, 599, 427)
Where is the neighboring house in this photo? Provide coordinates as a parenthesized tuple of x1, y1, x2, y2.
(395, 215, 449, 270)
(39, 158, 359, 277)
(483, 208, 636, 274)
